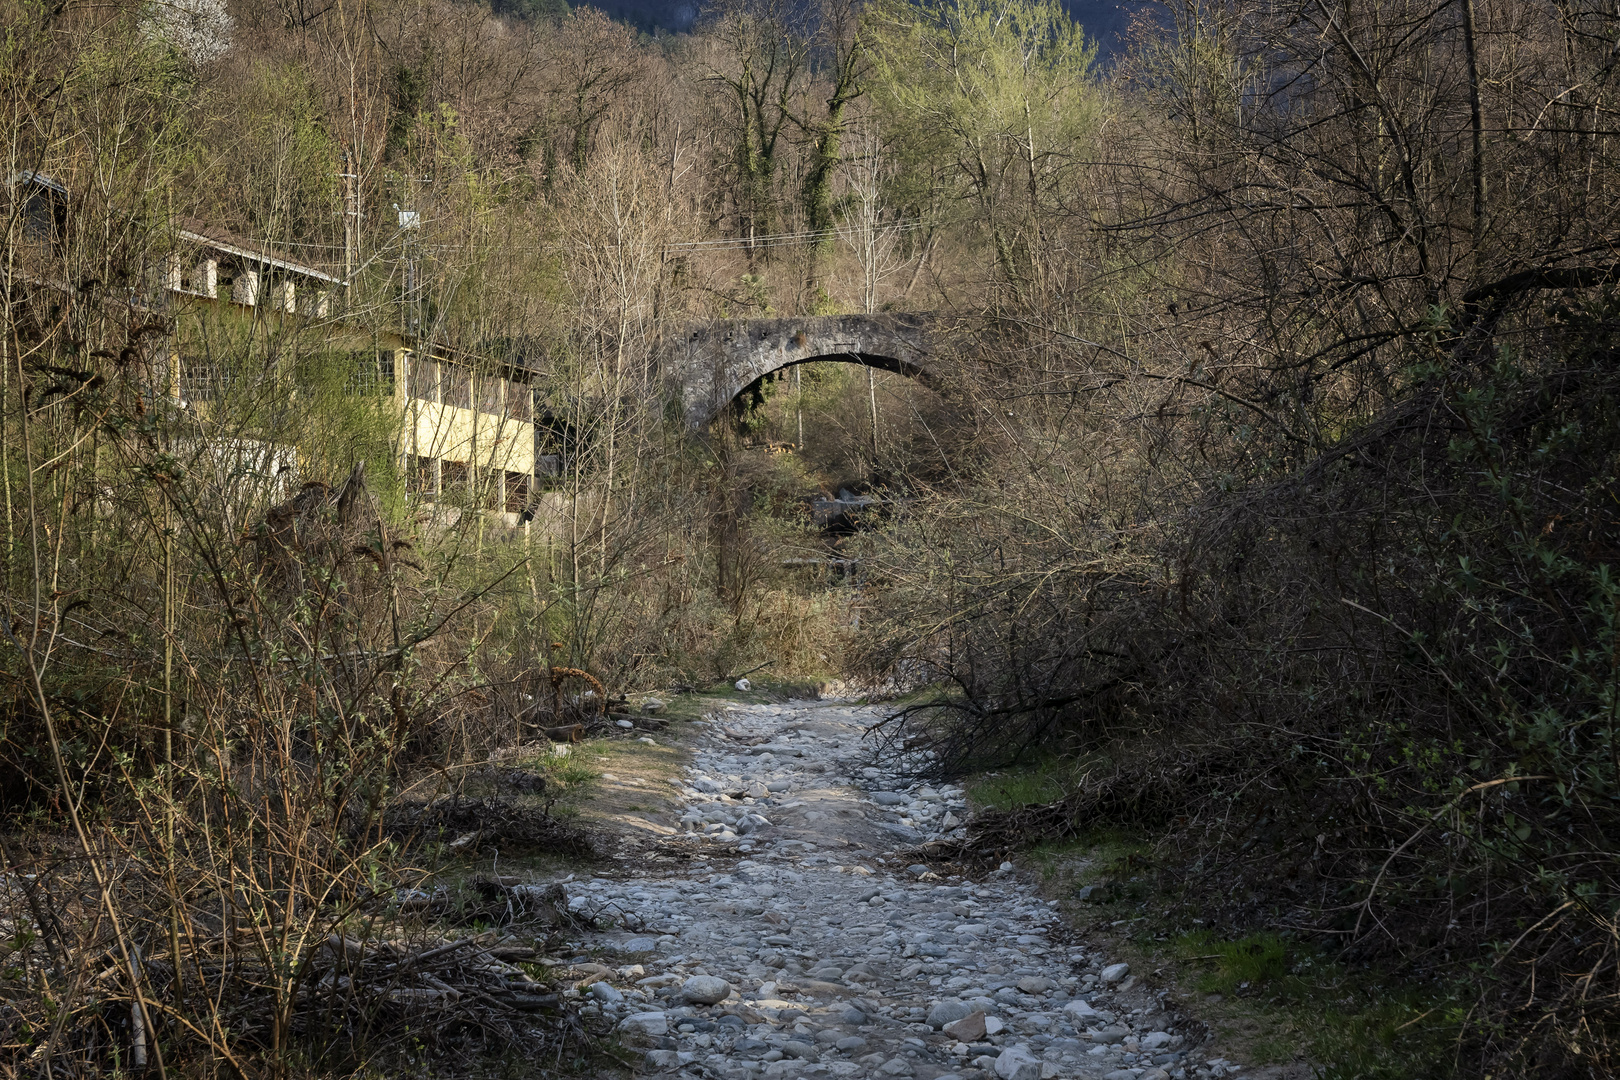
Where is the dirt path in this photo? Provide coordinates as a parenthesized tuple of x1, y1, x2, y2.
(550, 696, 1249, 1080)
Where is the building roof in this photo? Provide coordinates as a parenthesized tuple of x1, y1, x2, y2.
(5, 170, 69, 196)
(175, 218, 346, 285)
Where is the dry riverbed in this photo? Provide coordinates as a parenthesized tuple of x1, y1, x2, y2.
(504, 693, 1291, 1080)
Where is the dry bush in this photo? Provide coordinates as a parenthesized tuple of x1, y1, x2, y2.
(853, 0, 1620, 1072)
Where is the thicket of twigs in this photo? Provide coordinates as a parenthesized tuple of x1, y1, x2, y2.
(855, 0, 1620, 1074)
(7, 0, 1620, 1072)
(0, 5, 851, 1075)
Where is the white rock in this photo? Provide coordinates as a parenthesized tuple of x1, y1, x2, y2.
(644, 1048, 680, 1068)
(619, 1011, 668, 1036)
(735, 678, 752, 691)
(590, 982, 623, 1003)
(1141, 1030, 1173, 1049)
(993, 1044, 1044, 1080)
(1062, 999, 1099, 1021)
(983, 1015, 1006, 1036)
(1099, 962, 1130, 984)
(682, 975, 732, 1004)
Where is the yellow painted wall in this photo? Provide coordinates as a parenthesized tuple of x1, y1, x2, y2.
(406, 399, 534, 474)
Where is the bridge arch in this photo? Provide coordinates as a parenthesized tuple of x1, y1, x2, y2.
(667, 314, 939, 429)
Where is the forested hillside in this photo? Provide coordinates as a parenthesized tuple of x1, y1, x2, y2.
(1, 0, 1618, 1075)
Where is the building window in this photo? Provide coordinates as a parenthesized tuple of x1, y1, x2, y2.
(180, 356, 227, 402)
(441, 460, 469, 500)
(441, 364, 471, 409)
(409, 353, 436, 403)
(407, 454, 438, 494)
(477, 373, 502, 415)
(504, 471, 531, 513)
(347, 351, 395, 396)
(506, 379, 532, 421)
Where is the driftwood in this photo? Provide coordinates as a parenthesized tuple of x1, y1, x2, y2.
(542, 724, 585, 742)
(288, 931, 578, 1051)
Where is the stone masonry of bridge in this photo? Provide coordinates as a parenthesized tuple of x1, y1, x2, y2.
(666, 314, 940, 429)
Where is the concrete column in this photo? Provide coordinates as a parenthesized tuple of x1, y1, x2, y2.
(232, 269, 259, 306)
(198, 259, 217, 298)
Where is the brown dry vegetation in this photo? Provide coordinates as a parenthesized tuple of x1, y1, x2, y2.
(0, 0, 1617, 1075)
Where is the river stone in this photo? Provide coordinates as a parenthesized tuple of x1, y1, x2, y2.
(1142, 1030, 1173, 1049)
(942, 1011, 987, 1042)
(781, 1040, 817, 1060)
(839, 1006, 868, 1025)
(590, 981, 624, 1003)
(878, 1059, 914, 1076)
(1016, 976, 1051, 994)
(871, 791, 907, 805)
(836, 1036, 868, 1051)
(927, 1000, 973, 1029)
(1089, 1025, 1130, 1044)
(682, 975, 732, 1004)
(983, 1015, 1006, 1036)
(993, 1044, 1043, 1080)
(1062, 999, 1099, 1021)
(619, 1011, 668, 1037)
(622, 936, 659, 953)
(644, 1048, 680, 1068)
(1099, 962, 1130, 984)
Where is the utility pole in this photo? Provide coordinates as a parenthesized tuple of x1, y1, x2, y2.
(340, 152, 358, 285)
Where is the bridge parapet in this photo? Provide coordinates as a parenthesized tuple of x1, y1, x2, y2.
(666, 314, 940, 428)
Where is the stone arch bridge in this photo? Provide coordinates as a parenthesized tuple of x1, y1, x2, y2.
(665, 314, 946, 429)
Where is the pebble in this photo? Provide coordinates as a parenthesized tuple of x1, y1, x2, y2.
(542, 697, 1223, 1078)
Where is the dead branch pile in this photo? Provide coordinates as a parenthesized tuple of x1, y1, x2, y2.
(381, 794, 597, 859)
(0, 846, 587, 1075)
(305, 932, 572, 1043)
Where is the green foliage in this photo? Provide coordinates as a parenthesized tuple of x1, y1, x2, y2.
(1169, 932, 1460, 1079)
(865, 0, 1099, 299)
(967, 754, 1087, 810)
(494, 0, 571, 20)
